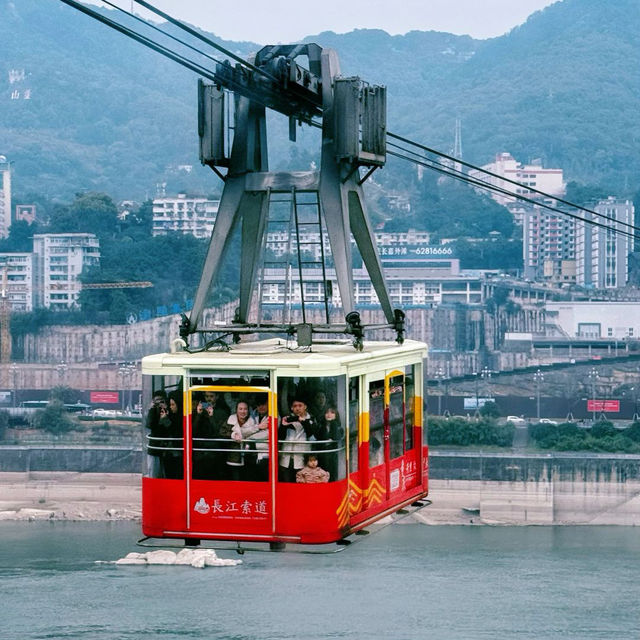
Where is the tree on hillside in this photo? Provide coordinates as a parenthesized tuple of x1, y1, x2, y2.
(565, 181, 611, 206)
(48, 192, 119, 239)
(0, 219, 40, 252)
(385, 178, 514, 239)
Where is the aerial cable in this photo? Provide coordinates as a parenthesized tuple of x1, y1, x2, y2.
(387, 148, 639, 241)
(59, 0, 222, 80)
(387, 147, 639, 240)
(131, 0, 277, 82)
(98, 0, 248, 80)
(388, 137, 638, 232)
(387, 130, 633, 232)
(57, 0, 288, 114)
(387, 141, 640, 238)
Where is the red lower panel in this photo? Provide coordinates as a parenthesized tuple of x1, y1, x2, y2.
(141, 477, 186, 537)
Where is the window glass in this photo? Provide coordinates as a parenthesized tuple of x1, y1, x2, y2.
(189, 371, 270, 388)
(348, 377, 360, 474)
(405, 365, 415, 451)
(191, 389, 270, 482)
(276, 375, 346, 482)
(369, 379, 385, 468)
(388, 375, 405, 459)
(142, 374, 184, 479)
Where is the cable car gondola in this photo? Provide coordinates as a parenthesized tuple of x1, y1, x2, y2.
(141, 338, 427, 546)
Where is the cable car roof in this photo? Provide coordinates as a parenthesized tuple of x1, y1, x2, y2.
(142, 338, 427, 376)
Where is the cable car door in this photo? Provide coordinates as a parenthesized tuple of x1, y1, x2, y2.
(186, 385, 276, 540)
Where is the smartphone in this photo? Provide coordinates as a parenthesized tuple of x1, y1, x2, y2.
(201, 402, 211, 409)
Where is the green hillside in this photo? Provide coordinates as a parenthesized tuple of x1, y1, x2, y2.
(1, 0, 638, 201)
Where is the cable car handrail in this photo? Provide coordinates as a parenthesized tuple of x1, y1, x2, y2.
(146, 434, 345, 454)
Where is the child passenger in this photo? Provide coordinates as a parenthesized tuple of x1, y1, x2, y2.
(296, 454, 329, 483)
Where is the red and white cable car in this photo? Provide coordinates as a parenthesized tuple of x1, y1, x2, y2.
(141, 338, 428, 547)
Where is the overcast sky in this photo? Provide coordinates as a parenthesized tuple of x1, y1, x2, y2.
(94, 0, 560, 43)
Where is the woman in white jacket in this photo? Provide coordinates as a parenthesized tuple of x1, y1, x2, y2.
(219, 401, 257, 480)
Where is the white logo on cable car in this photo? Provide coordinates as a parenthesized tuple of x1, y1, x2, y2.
(194, 498, 210, 514)
(390, 469, 400, 491)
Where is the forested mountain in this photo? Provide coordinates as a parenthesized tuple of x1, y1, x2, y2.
(1, 0, 638, 201)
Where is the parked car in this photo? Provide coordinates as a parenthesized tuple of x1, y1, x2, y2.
(506, 415, 527, 426)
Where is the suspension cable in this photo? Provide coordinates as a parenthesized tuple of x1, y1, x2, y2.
(388, 130, 635, 232)
(387, 147, 638, 241)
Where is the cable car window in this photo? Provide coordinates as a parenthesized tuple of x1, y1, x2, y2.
(191, 389, 270, 482)
(388, 375, 405, 459)
(348, 377, 359, 475)
(277, 375, 346, 482)
(404, 366, 415, 451)
(189, 371, 270, 388)
(369, 380, 385, 468)
(142, 374, 184, 479)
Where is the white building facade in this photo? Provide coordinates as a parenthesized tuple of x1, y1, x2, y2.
(152, 194, 219, 237)
(546, 301, 640, 339)
(0, 156, 11, 238)
(33, 233, 100, 309)
(575, 197, 634, 289)
(0, 253, 34, 311)
(469, 152, 565, 207)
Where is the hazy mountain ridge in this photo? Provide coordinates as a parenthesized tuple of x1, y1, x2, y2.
(1, 0, 638, 200)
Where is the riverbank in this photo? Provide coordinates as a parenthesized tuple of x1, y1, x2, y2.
(0, 472, 141, 522)
(2, 472, 640, 525)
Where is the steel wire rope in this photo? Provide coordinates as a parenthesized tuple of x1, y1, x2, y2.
(98, 0, 263, 82)
(131, 0, 277, 82)
(57, 0, 301, 116)
(387, 138, 640, 234)
(387, 146, 639, 241)
(386, 146, 639, 241)
(388, 130, 637, 233)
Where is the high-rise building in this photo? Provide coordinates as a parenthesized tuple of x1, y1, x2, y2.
(32, 233, 100, 309)
(575, 197, 635, 289)
(0, 156, 11, 238)
(152, 194, 219, 237)
(522, 203, 576, 283)
(0, 253, 35, 311)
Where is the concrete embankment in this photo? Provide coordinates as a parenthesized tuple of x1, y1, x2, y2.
(1, 447, 640, 525)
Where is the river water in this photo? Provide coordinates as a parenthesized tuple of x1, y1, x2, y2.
(1, 521, 638, 639)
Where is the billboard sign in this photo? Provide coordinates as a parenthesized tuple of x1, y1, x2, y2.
(464, 398, 492, 410)
(379, 245, 456, 260)
(90, 391, 120, 404)
(587, 399, 620, 413)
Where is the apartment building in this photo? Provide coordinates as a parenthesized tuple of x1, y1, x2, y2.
(0, 156, 11, 238)
(522, 204, 576, 283)
(0, 252, 34, 311)
(575, 197, 634, 289)
(152, 194, 219, 237)
(32, 233, 100, 309)
(469, 152, 565, 207)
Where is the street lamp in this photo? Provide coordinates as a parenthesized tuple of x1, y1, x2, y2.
(9, 362, 18, 407)
(481, 366, 492, 400)
(588, 367, 599, 422)
(434, 367, 445, 416)
(118, 363, 136, 413)
(533, 369, 544, 420)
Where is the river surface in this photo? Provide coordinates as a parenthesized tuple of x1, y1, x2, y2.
(1, 521, 639, 639)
